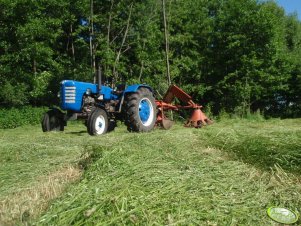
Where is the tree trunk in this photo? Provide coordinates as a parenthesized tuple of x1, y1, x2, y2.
(162, 0, 171, 86)
(113, 3, 133, 82)
(70, 24, 75, 61)
(89, 0, 96, 82)
(107, 0, 114, 45)
(33, 59, 37, 74)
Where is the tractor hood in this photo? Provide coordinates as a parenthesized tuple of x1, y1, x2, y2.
(60, 80, 98, 112)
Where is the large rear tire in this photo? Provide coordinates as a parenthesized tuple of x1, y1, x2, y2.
(42, 109, 64, 132)
(124, 87, 157, 132)
(87, 108, 109, 136)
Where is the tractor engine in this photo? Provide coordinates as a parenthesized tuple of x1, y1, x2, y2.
(82, 95, 95, 117)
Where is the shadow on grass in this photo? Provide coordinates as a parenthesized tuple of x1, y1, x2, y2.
(65, 131, 87, 135)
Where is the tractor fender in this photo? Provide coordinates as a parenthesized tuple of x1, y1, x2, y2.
(124, 84, 153, 94)
(118, 84, 154, 113)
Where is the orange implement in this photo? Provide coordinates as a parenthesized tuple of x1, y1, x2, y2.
(156, 85, 212, 129)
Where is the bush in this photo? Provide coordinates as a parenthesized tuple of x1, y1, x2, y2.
(0, 106, 47, 129)
(0, 81, 29, 106)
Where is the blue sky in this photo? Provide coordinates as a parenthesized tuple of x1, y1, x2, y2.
(276, 0, 301, 20)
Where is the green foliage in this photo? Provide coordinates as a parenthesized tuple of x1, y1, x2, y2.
(30, 71, 53, 100)
(0, 81, 29, 106)
(0, 106, 47, 129)
(0, 0, 300, 116)
(0, 0, 88, 106)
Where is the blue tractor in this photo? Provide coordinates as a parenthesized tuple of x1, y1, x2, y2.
(41, 73, 157, 135)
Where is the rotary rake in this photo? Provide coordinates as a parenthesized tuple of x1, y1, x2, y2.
(156, 85, 212, 129)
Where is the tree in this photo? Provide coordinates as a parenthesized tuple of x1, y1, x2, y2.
(0, 0, 300, 117)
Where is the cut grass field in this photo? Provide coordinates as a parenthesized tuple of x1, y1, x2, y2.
(0, 118, 301, 225)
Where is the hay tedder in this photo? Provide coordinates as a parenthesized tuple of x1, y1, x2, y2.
(42, 72, 212, 135)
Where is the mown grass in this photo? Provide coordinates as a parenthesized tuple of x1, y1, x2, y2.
(0, 123, 83, 199)
(34, 118, 301, 226)
(202, 118, 301, 174)
(0, 122, 85, 225)
(1, 118, 301, 225)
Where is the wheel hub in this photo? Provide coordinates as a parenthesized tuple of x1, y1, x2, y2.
(95, 116, 105, 134)
(139, 98, 154, 126)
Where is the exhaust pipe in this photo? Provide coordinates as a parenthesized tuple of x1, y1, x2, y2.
(97, 66, 102, 92)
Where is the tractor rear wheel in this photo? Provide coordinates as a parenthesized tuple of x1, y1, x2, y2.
(87, 108, 109, 135)
(124, 87, 157, 132)
(42, 109, 64, 132)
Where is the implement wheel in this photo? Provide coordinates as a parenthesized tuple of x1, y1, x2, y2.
(42, 109, 64, 132)
(87, 108, 109, 136)
(124, 87, 156, 132)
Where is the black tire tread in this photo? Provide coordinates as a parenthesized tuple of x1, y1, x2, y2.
(124, 88, 156, 132)
(41, 109, 64, 132)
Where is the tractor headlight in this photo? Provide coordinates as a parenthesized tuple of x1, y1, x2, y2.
(97, 94, 104, 100)
(85, 88, 92, 95)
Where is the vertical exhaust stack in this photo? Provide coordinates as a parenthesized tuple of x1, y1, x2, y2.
(97, 66, 102, 92)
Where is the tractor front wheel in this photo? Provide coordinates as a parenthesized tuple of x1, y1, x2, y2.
(42, 109, 64, 132)
(124, 88, 157, 132)
(87, 108, 109, 135)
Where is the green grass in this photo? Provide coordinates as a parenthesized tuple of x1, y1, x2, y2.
(0, 122, 85, 225)
(202, 118, 301, 173)
(1, 119, 301, 225)
(0, 123, 83, 199)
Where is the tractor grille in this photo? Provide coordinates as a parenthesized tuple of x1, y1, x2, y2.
(64, 86, 76, 103)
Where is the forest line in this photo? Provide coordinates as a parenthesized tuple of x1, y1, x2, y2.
(0, 0, 300, 117)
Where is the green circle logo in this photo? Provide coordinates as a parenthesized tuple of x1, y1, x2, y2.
(267, 207, 299, 224)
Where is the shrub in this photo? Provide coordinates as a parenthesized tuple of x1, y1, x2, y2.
(0, 82, 29, 106)
(0, 106, 47, 129)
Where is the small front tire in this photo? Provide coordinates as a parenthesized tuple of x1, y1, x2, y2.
(42, 109, 64, 132)
(87, 108, 109, 136)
